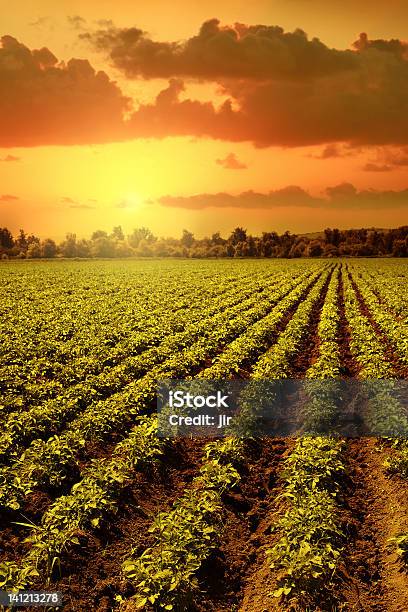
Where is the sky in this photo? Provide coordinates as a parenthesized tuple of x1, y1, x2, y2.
(1, 0, 408, 239)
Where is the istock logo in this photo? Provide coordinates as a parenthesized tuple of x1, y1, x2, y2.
(168, 390, 230, 409)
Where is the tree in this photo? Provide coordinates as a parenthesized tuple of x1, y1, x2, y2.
(0, 228, 14, 249)
(40, 239, 57, 258)
(115, 241, 133, 257)
(60, 233, 77, 257)
(210, 232, 225, 245)
(229, 227, 247, 245)
(26, 233, 40, 245)
(26, 242, 41, 258)
(76, 239, 91, 258)
(111, 226, 124, 241)
(307, 241, 323, 257)
(134, 239, 154, 257)
(323, 244, 339, 257)
(181, 229, 194, 248)
(128, 227, 155, 248)
(91, 230, 108, 240)
(16, 229, 27, 251)
(392, 239, 407, 257)
(90, 236, 116, 257)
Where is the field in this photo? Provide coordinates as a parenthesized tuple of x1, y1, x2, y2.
(0, 258, 407, 612)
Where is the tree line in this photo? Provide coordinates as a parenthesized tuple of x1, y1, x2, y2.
(0, 225, 407, 259)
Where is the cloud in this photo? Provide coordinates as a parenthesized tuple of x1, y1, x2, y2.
(67, 15, 87, 30)
(362, 146, 408, 171)
(353, 32, 408, 59)
(95, 19, 114, 28)
(3, 23, 408, 148)
(309, 144, 354, 159)
(0, 154, 20, 162)
(61, 196, 96, 208)
(0, 36, 130, 147)
(82, 19, 357, 80)
(382, 146, 408, 167)
(363, 163, 392, 172)
(216, 152, 247, 169)
(0, 194, 19, 201)
(115, 200, 130, 208)
(82, 21, 408, 147)
(159, 186, 321, 209)
(69, 204, 96, 209)
(158, 183, 408, 210)
(29, 17, 50, 28)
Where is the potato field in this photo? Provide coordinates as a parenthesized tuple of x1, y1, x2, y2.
(0, 258, 407, 611)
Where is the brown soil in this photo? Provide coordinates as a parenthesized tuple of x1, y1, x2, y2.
(197, 268, 326, 379)
(3, 264, 408, 612)
(339, 439, 408, 612)
(288, 270, 333, 376)
(338, 267, 361, 379)
(33, 438, 208, 612)
(195, 437, 293, 612)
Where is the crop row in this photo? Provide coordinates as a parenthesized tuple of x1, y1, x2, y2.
(0, 270, 323, 509)
(266, 265, 345, 602)
(342, 268, 408, 436)
(0, 426, 244, 612)
(199, 264, 332, 379)
(0, 268, 309, 464)
(0, 416, 165, 592)
(252, 266, 333, 379)
(268, 437, 346, 601)
(0, 270, 281, 415)
(120, 437, 244, 610)
(0, 270, 266, 412)
(0, 262, 266, 367)
(350, 269, 408, 366)
(355, 262, 408, 322)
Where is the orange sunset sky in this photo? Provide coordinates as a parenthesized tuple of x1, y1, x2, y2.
(1, 0, 408, 239)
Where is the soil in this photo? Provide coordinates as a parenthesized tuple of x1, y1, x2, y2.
(339, 439, 408, 612)
(40, 438, 209, 612)
(2, 263, 408, 612)
(287, 270, 332, 377)
(195, 437, 293, 612)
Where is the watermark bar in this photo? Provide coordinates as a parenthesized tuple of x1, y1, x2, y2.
(0, 591, 62, 607)
(157, 379, 408, 438)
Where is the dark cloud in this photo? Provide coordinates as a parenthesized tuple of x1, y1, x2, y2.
(216, 152, 247, 169)
(158, 184, 408, 210)
(325, 182, 357, 198)
(309, 144, 354, 159)
(383, 147, 408, 167)
(0, 154, 20, 162)
(2, 23, 408, 148)
(363, 163, 392, 172)
(82, 19, 357, 80)
(159, 186, 321, 209)
(60, 196, 76, 204)
(0, 36, 130, 147)
(83, 20, 408, 147)
(353, 32, 408, 59)
(0, 194, 19, 201)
